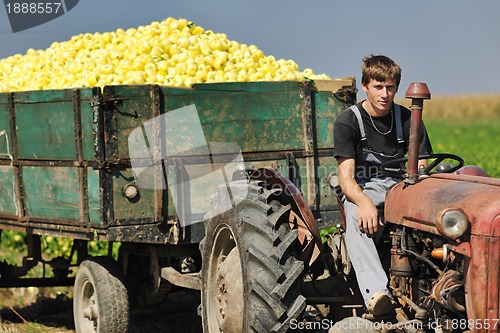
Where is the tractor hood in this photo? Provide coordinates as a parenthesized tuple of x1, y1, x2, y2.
(385, 173, 500, 239)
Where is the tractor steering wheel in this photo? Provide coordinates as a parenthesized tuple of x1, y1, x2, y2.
(379, 153, 465, 178)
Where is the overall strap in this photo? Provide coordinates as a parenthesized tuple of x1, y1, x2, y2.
(349, 104, 405, 155)
(394, 104, 405, 157)
(348, 105, 368, 148)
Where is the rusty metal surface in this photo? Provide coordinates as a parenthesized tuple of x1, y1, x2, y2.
(466, 233, 499, 330)
(386, 174, 500, 237)
(456, 165, 491, 177)
(406, 102, 423, 178)
(404, 82, 430, 180)
(405, 82, 431, 100)
(300, 81, 317, 207)
(6, 93, 25, 219)
(386, 173, 500, 330)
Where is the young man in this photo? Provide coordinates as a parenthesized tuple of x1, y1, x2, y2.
(333, 54, 433, 316)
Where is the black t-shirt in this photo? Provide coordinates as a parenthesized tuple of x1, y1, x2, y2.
(333, 101, 433, 166)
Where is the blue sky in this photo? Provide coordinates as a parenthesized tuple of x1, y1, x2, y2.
(1, 0, 499, 95)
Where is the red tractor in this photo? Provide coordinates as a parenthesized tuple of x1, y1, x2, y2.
(200, 83, 499, 333)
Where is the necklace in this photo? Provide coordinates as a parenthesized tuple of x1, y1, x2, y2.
(369, 109, 393, 135)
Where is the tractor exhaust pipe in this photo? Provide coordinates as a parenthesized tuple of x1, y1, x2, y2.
(405, 82, 431, 184)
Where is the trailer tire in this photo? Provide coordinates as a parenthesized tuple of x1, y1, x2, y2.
(73, 256, 129, 333)
(200, 180, 306, 333)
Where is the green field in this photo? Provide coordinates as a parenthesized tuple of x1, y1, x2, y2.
(425, 118, 500, 178)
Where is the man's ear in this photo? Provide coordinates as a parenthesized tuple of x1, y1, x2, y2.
(361, 83, 368, 93)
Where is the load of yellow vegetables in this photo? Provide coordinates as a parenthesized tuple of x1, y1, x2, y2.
(0, 17, 330, 92)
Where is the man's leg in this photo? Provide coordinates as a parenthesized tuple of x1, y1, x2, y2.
(343, 199, 389, 307)
(342, 177, 398, 307)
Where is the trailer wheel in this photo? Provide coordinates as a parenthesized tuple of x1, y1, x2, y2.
(200, 180, 306, 333)
(73, 256, 129, 333)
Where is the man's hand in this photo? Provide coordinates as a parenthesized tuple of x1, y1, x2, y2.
(337, 157, 384, 236)
(358, 198, 383, 236)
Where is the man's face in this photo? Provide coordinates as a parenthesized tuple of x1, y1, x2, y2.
(361, 78, 398, 114)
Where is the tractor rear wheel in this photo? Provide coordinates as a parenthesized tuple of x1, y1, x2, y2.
(200, 180, 306, 333)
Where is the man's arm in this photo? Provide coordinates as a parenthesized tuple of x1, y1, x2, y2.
(337, 157, 382, 236)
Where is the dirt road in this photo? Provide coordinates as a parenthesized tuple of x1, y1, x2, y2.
(0, 287, 202, 333)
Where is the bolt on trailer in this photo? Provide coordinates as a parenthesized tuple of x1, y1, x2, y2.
(0, 79, 356, 332)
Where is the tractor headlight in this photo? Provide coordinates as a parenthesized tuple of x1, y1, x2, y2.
(438, 210, 469, 239)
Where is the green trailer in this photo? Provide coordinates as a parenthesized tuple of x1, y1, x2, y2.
(0, 79, 356, 332)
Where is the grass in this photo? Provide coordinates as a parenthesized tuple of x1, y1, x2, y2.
(424, 118, 500, 178)
(0, 288, 74, 333)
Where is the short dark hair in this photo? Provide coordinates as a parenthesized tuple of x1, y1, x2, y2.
(361, 54, 401, 87)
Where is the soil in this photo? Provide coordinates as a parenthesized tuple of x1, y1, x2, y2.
(0, 287, 202, 333)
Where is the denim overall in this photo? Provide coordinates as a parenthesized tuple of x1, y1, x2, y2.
(343, 104, 404, 306)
